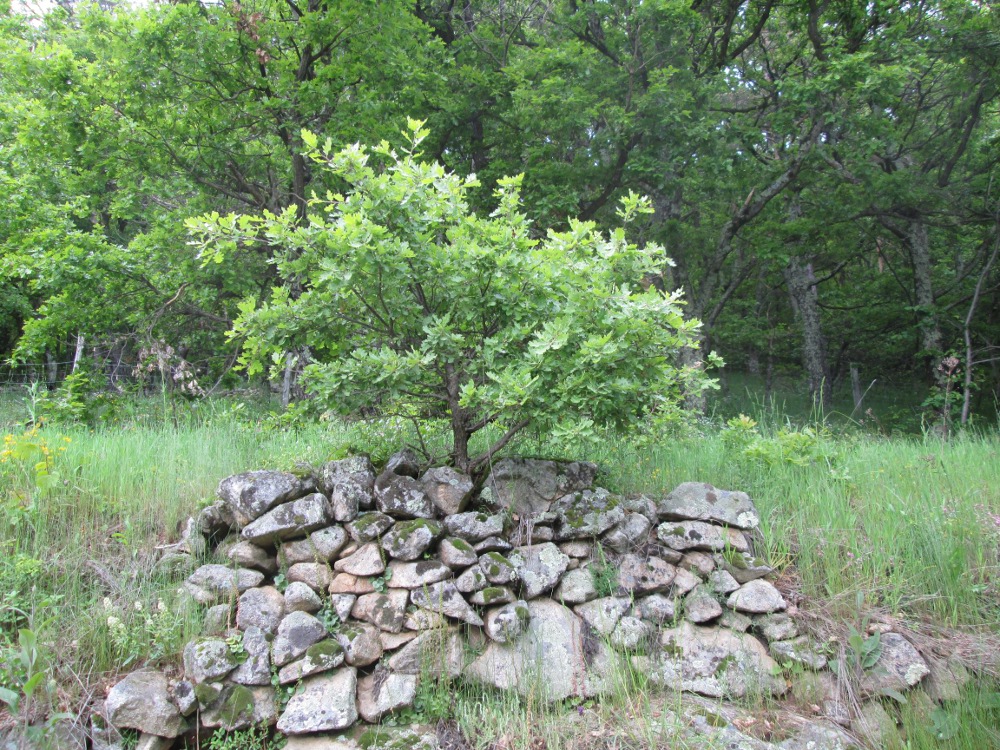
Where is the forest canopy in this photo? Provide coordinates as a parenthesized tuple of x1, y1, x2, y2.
(1, 0, 998, 422)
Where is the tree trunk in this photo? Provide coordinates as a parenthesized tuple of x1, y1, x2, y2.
(45, 350, 58, 390)
(908, 219, 943, 374)
(281, 351, 295, 409)
(784, 256, 831, 407)
(72, 334, 85, 373)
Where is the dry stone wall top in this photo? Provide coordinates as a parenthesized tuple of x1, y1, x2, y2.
(102, 454, 932, 749)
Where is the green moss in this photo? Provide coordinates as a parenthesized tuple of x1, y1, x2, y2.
(215, 685, 255, 727)
(515, 605, 530, 621)
(694, 709, 729, 728)
(480, 587, 508, 604)
(305, 639, 344, 665)
(448, 537, 474, 553)
(194, 682, 221, 706)
(714, 654, 735, 676)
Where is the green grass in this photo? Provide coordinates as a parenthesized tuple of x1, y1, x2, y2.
(1, 386, 999, 747)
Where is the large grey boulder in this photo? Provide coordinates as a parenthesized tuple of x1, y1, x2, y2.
(656, 521, 750, 553)
(218, 470, 312, 526)
(859, 632, 929, 695)
(237, 586, 285, 633)
(554, 567, 598, 604)
(350, 590, 409, 633)
(574, 596, 630, 636)
(183, 638, 241, 684)
(726, 580, 787, 614)
(105, 671, 187, 738)
(184, 564, 264, 605)
(387, 627, 465, 678)
(230, 627, 272, 685)
(277, 640, 345, 684)
(288, 562, 335, 593)
(443, 512, 504, 543)
(318, 456, 376, 520)
(241, 494, 333, 545)
(552, 488, 625, 541)
(380, 519, 443, 561)
(421, 466, 474, 516)
(657, 483, 760, 530)
(410, 581, 483, 626)
(464, 599, 614, 701)
(508, 543, 570, 599)
(374, 474, 435, 519)
(333, 542, 386, 576)
(282, 526, 349, 565)
(276, 669, 358, 735)
(273, 611, 329, 667)
(484, 600, 531, 643)
(638, 621, 787, 698)
(684, 584, 723, 624)
(617, 554, 676, 595)
(227, 540, 278, 575)
(601, 513, 652, 553)
(357, 668, 417, 723)
(387, 560, 453, 589)
(479, 458, 598, 516)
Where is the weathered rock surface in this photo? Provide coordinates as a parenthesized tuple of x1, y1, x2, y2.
(282, 526, 349, 565)
(443, 512, 504, 542)
(333, 542, 385, 576)
(387, 628, 465, 678)
(727, 580, 787, 614)
(334, 623, 383, 667)
(375, 474, 435, 519)
(421, 466, 473, 516)
(601, 513, 652, 553)
(350, 589, 409, 633)
(509, 543, 570, 599)
(318, 456, 376, 520)
(106, 671, 187, 738)
(381, 519, 443, 560)
(184, 564, 265, 605)
(230, 627, 272, 685)
(479, 458, 598, 516)
(276, 669, 358, 735)
(658, 482, 760, 530)
(685, 585, 723, 624)
(769, 636, 827, 670)
(228, 540, 278, 574)
(345, 512, 394, 543)
(277, 640, 345, 684)
(218, 470, 311, 526)
(859, 633, 929, 695)
(618, 554, 676, 595)
(241, 494, 332, 545)
(656, 521, 749, 553)
(464, 599, 614, 701)
(553, 488, 625, 540)
(554, 567, 598, 604)
(288, 562, 335, 593)
(438, 537, 479, 569)
(410, 580, 484, 626)
(357, 668, 417, 723)
(485, 600, 531, 643)
(183, 638, 240, 684)
(387, 560, 452, 588)
(273, 611, 328, 667)
(285, 581, 323, 614)
(575, 596, 630, 636)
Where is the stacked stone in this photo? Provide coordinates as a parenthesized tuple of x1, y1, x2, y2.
(102, 456, 930, 748)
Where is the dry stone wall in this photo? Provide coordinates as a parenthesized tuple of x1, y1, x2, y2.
(100, 452, 935, 749)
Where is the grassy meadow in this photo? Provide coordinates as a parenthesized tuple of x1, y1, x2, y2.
(0, 381, 999, 748)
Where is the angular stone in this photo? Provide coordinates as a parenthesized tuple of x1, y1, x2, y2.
(277, 640, 345, 684)
(484, 600, 531, 643)
(470, 586, 516, 606)
(508, 543, 570, 599)
(635, 594, 676, 622)
(281, 526, 348, 565)
(328, 594, 356, 622)
(183, 638, 240, 684)
(387, 627, 465, 677)
(106, 671, 186, 738)
(200, 684, 261, 731)
(375, 474, 435, 519)
(203, 603, 234, 634)
(276, 669, 358, 735)
(357, 668, 417, 723)
(410, 580, 484, 626)
(671, 567, 701, 596)
(610, 616, 653, 652)
(345, 512, 394, 543)
(640, 621, 787, 698)
(197, 501, 237, 540)
(241, 494, 333, 546)
(438, 537, 479, 569)
(454, 563, 488, 593)
(559, 541, 593, 558)
(717, 552, 774, 584)
(273, 611, 328, 667)
(171, 680, 197, 717)
(754, 613, 798, 642)
(421, 466, 474, 516)
(685, 585, 723, 624)
(925, 654, 971, 702)
(708, 569, 740, 595)
(479, 458, 598, 516)
(405, 608, 449, 630)
(383, 449, 422, 478)
(333, 542, 385, 576)
(230, 627, 271, 686)
(727, 580, 787, 614)
(464, 599, 614, 701)
(288, 562, 334, 593)
(381, 519, 443, 561)
(387, 560, 453, 589)
(474, 536, 512, 553)
(617, 554, 676, 595)
(859, 633, 929, 695)
(554, 567, 598, 604)
(329, 573, 375, 595)
(658, 482, 760, 530)
(479, 552, 518, 585)
(553, 488, 626, 541)
(719, 610, 753, 632)
(443, 512, 504, 542)
(318, 456, 376, 520)
(334, 623, 383, 667)
(770, 636, 827, 670)
(601, 513, 652, 554)
(379, 631, 418, 651)
(184, 565, 265, 605)
(227, 541, 278, 575)
(285, 581, 323, 614)
(575, 596, 630, 636)
(680, 551, 715, 578)
(218, 470, 311, 526)
(351, 589, 409, 633)
(656, 521, 749, 553)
